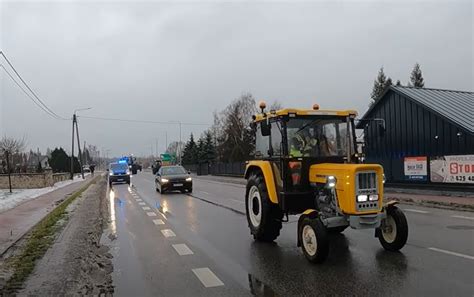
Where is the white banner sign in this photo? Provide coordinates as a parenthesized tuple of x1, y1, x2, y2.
(430, 155, 474, 184)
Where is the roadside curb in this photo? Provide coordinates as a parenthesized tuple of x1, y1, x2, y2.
(387, 197, 474, 212)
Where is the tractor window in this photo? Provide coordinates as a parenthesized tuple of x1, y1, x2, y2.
(255, 124, 270, 158)
(286, 117, 354, 158)
(270, 122, 282, 156)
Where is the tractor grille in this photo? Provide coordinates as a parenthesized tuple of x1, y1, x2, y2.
(356, 171, 377, 195)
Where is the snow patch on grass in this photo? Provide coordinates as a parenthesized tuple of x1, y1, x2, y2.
(0, 174, 88, 213)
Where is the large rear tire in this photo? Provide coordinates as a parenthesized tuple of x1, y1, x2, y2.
(245, 173, 283, 242)
(378, 206, 408, 251)
(299, 217, 329, 263)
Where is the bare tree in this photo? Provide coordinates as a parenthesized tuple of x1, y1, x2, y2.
(269, 100, 283, 111)
(0, 136, 26, 192)
(0, 136, 26, 155)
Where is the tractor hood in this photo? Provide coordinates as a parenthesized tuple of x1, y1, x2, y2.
(309, 163, 384, 215)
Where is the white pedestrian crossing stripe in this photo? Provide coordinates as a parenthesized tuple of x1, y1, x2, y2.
(161, 229, 176, 238)
(146, 212, 157, 217)
(172, 244, 193, 255)
(192, 268, 224, 287)
(142, 206, 151, 211)
(153, 219, 165, 225)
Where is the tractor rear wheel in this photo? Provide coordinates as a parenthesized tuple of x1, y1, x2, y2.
(378, 206, 408, 251)
(245, 173, 283, 242)
(300, 217, 329, 263)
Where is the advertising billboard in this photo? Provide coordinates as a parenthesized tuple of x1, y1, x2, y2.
(430, 155, 474, 184)
(404, 156, 428, 181)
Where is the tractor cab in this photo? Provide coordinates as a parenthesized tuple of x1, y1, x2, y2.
(249, 104, 359, 214)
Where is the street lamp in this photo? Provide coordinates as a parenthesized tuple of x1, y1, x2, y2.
(71, 107, 92, 179)
(168, 121, 182, 164)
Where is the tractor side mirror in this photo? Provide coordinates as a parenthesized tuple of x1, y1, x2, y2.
(260, 121, 271, 136)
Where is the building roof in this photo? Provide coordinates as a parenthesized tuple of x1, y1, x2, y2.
(360, 86, 474, 133)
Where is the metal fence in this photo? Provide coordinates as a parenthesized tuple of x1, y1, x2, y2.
(183, 162, 246, 176)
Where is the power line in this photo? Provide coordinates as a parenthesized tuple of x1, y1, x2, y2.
(0, 64, 68, 120)
(0, 50, 66, 120)
(78, 115, 211, 126)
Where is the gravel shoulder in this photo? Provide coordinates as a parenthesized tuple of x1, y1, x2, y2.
(17, 176, 113, 296)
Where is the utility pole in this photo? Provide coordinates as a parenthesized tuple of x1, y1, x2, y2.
(155, 138, 158, 156)
(5, 151, 12, 193)
(75, 117, 85, 179)
(179, 121, 182, 164)
(165, 132, 168, 153)
(71, 108, 91, 179)
(70, 114, 76, 180)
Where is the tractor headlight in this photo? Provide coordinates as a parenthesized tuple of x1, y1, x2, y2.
(357, 195, 368, 202)
(186, 177, 192, 182)
(326, 176, 336, 188)
(369, 194, 379, 201)
(161, 178, 169, 183)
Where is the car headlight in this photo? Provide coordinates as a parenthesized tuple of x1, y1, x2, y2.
(109, 172, 113, 176)
(369, 194, 379, 201)
(357, 195, 368, 202)
(161, 178, 169, 183)
(326, 176, 336, 188)
(382, 174, 386, 184)
(186, 177, 192, 182)
(126, 169, 131, 175)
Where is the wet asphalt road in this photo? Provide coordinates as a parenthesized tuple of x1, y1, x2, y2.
(107, 172, 474, 297)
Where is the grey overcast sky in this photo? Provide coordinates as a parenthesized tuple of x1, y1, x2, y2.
(0, 0, 472, 157)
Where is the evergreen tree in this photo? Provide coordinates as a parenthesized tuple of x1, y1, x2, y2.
(182, 133, 198, 165)
(196, 138, 205, 163)
(203, 131, 216, 162)
(371, 67, 388, 101)
(410, 63, 425, 88)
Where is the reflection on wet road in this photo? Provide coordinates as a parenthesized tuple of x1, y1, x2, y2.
(105, 172, 474, 297)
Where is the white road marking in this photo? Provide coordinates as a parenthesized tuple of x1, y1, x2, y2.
(199, 191, 210, 195)
(142, 206, 151, 211)
(138, 202, 146, 206)
(404, 209, 429, 214)
(452, 215, 474, 221)
(161, 229, 176, 238)
(146, 212, 157, 217)
(428, 247, 474, 260)
(152, 219, 165, 225)
(136, 198, 142, 202)
(172, 244, 194, 255)
(192, 268, 224, 288)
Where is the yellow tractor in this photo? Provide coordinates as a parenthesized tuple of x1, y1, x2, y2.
(244, 102, 408, 263)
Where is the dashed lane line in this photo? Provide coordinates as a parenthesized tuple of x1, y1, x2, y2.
(152, 219, 165, 225)
(146, 212, 157, 217)
(428, 247, 474, 260)
(199, 191, 210, 195)
(142, 206, 151, 211)
(172, 244, 194, 255)
(404, 209, 429, 214)
(161, 229, 176, 238)
(192, 268, 224, 288)
(451, 215, 474, 221)
(138, 202, 146, 206)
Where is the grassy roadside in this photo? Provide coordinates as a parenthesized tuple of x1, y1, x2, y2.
(2, 176, 100, 294)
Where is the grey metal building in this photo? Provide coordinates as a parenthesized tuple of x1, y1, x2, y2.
(358, 86, 474, 184)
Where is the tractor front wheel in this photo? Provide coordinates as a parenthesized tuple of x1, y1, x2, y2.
(245, 173, 283, 242)
(299, 217, 329, 263)
(377, 206, 408, 251)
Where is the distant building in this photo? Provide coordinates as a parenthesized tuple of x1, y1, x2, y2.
(358, 86, 473, 184)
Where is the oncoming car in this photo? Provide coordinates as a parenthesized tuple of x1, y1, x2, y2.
(155, 165, 192, 193)
(108, 162, 131, 186)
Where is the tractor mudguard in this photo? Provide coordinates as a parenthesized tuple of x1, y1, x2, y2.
(245, 161, 278, 204)
(375, 200, 399, 238)
(297, 209, 318, 247)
